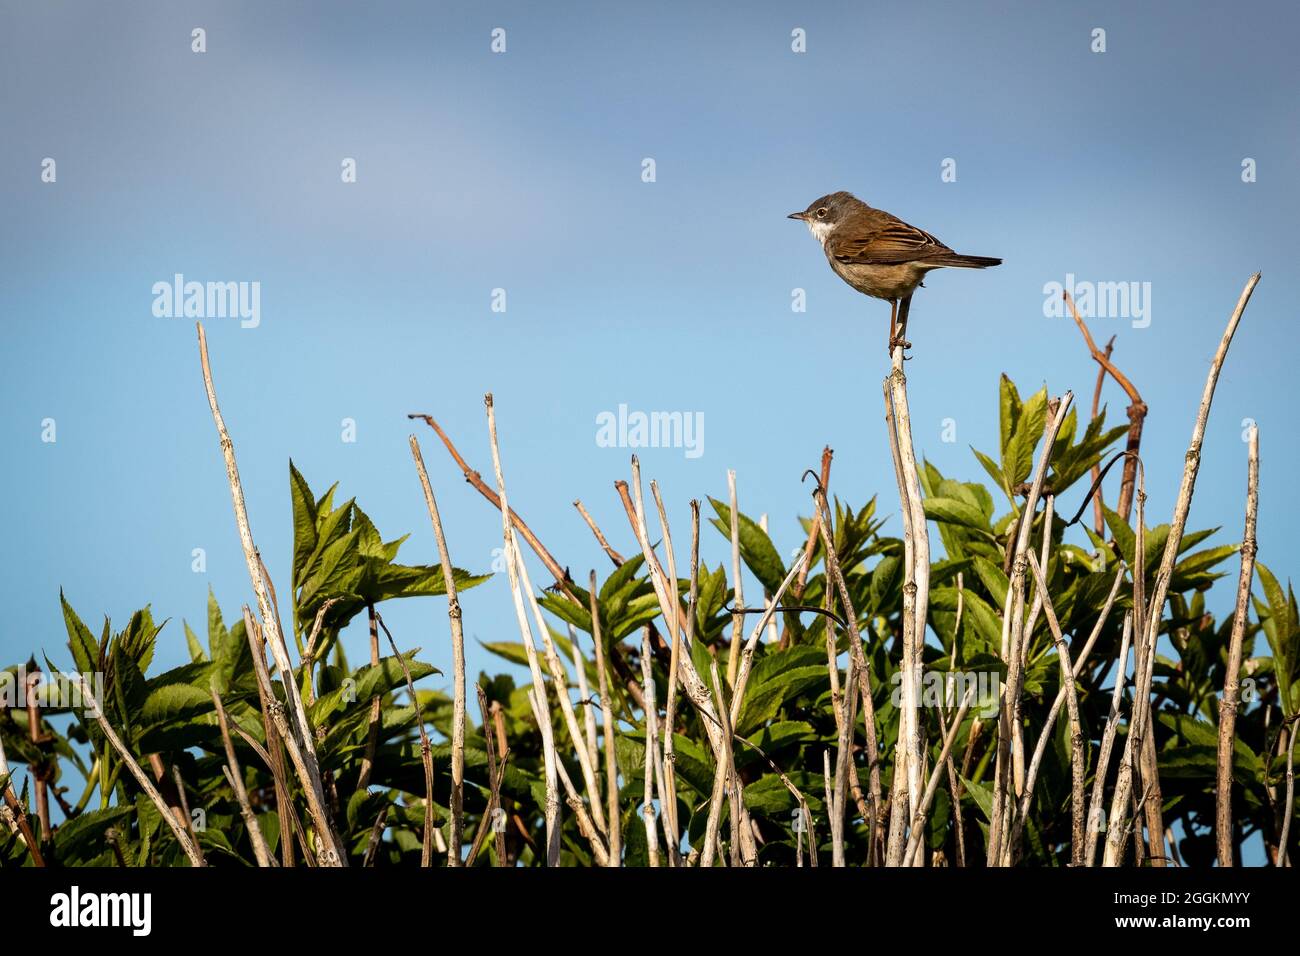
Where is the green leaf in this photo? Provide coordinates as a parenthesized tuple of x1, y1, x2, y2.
(998, 374, 1022, 458)
(972, 447, 1012, 504)
(138, 682, 213, 730)
(1004, 385, 1047, 488)
(61, 591, 100, 675)
(311, 652, 439, 726)
(737, 664, 826, 735)
(50, 806, 133, 864)
(183, 621, 207, 663)
(1102, 505, 1136, 566)
(289, 460, 320, 590)
(708, 498, 786, 595)
(923, 497, 993, 534)
(481, 641, 531, 668)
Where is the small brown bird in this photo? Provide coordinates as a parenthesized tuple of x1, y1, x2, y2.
(789, 191, 1001, 353)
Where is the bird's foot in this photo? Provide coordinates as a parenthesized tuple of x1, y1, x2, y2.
(886, 336, 912, 357)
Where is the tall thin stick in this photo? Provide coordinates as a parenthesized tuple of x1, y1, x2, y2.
(1217, 423, 1259, 866)
(650, 480, 682, 864)
(514, 539, 609, 835)
(725, 470, 745, 686)
(373, 613, 439, 866)
(589, 570, 621, 865)
(1086, 614, 1134, 866)
(77, 680, 204, 867)
(989, 392, 1073, 865)
(485, 394, 561, 865)
(612, 478, 726, 758)
(196, 323, 344, 865)
(1025, 552, 1087, 865)
(211, 690, 274, 867)
(242, 608, 342, 864)
(1013, 564, 1125, 856)
(408, 434, 468, 866)
(813, 487, 883, 863)
(1278, 720, 1297, 866)
(1104, 272, 1260, 866)
(639, 629, 660, 867)
(883, 352, 931, 855)
(904, 684, 977, 866)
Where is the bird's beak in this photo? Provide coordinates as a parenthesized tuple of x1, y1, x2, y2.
(787, 211, 808, 221)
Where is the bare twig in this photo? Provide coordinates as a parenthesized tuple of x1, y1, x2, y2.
(905, 683, 977, 866)
(242, 608, 341, 865)
(650, 480, 683, 864)
(1089, 336, 1116, 535)
(1279, 719, 1297, 866)
(513, 542, 609, 836)
(76, 680, 204, 867)
(1014, 564, 1125, 858)
(1086, 613, 1133, 866)
(0, 733, 44, 866)
(231, 723, 315, 866)
(465, 741, 512, 866)
(363, 803, 389, 867)
(882, 353, 933, 860)
(1217, 423, 1259, 866)
(373, 613, 437, 867)
(575, 500, 625, 566)
(989, 392, 1073, 865)
(725, 470, 745, 687)
(589, 570, 621, 865)
(408, 435, 468, 866)
(356, 603, 382, 790)
(812, 486, 883, 864)
(1104, 273, 1260, 866)
(639, 630, 660, 867)
(1066, 295, 1146, 522)
(485, 394, 561, 865)
(411, 410, 646, 711)
(1025, 551, 1087, 865)
(211, 690, 274, 867)
(197, 324, 344, 865)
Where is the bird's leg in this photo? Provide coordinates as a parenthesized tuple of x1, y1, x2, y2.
(889, 295, 913, 354)
(887, 299, 898, 356)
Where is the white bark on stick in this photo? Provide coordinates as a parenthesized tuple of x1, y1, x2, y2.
(589, 570, 621, 865)
(1216, 424, 1259, 866)
(485, 394, 560, 865)
(196, 324, 345, 865)
(78, 680, 204, 867)
(1086, 614, 1133, 866)
(989, 392, 1073, 866)
(408, 435, 468, 866)
(1103, 273, 1260, 866)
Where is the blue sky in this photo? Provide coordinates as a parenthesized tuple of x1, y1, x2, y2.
(1, 0, 1297, 715)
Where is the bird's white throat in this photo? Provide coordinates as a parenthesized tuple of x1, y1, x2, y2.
(807, 218, 835, 244)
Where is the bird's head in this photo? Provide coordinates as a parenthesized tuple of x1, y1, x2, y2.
(787, 191, 864, 243)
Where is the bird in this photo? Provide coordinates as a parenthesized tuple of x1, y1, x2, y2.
(788, 191, 1001, 354)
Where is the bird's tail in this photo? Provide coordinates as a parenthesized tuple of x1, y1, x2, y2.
(929, 253, 1002, 269)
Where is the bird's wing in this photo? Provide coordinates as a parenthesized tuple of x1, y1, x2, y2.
(826, 214, 953, 265)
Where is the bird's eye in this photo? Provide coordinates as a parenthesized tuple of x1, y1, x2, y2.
(816, 207, 828, 218)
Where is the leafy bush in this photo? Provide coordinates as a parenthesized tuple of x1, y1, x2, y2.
(1, 367, 1295, 868)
